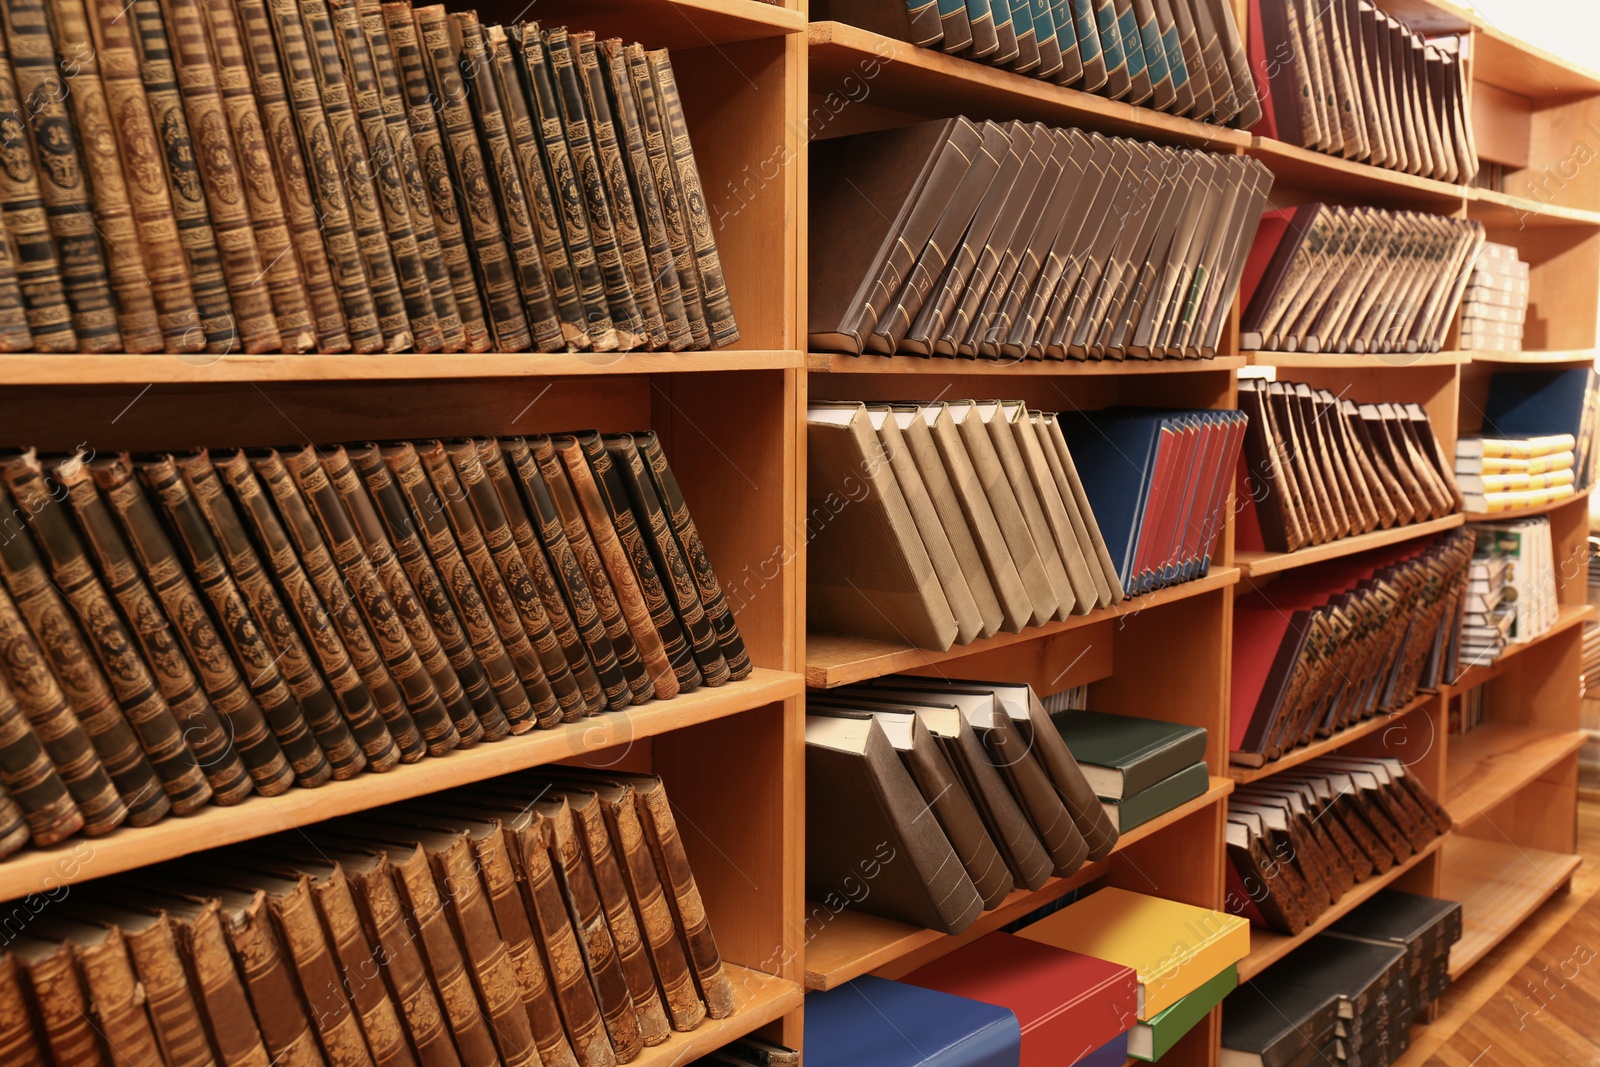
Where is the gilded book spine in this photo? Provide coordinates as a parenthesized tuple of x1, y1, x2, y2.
(90, 456, 293, 796)
(23, 943, 105, 1065)
(0, 207, 30, 351)
(649, 51, 739, 347)
(0, 670, 80, 845)
(517, 24, 617, 351)
(176, 901, 274, 1067)
(246, 450, 425, 761)
(0, 955, 44, 1064)
(72, 928, 164, 1065)
(0, 0, 122, 351)
(196, 0, 315, 351)
(57, 462, 252, 804)
(41, 0, 163, 352)
(328, 0, 440, 352)
(319, 445, 475, 745)
(455, 12, 562, 352)
(137, 455, 331, 789)
(150, 0, 282, 353)
(269, 877, 372, 1065)
(233, 0, 347, 351)
(0, 783, 29, 858)
(309, 866, 417, 1067)
(489, 27, 587, 350)
(357, 0, 462, 349)
(414, 4, 528, 351)
(359, 442, 513, 740)
(123, 914, 218, 1067)
(382, 2, 490, 352)
(220, 892, 324, 1067)
(0, 31, 73, 351)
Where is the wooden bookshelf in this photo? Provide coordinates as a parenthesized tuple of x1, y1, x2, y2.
(1227, 691, 1437, 784)
(806, 352, 1248, 375)
(1462, 485, 1596, 523)
(1235, 515, 1467, 578)
(1243, 350, 1473, 368)
(1445, 723, 1587, 823)
(1246, 136, 1466, 209)
(1439, 836, 1583, 978)
(1445, 603, 1597, 696)
(635, 968, 804, 1067)
(1468, 348, 1600, 365)
(1468, 187, 1600, 228)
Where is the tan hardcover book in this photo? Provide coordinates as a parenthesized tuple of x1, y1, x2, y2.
(980, 401, 1084, 617)
(0, 952, 45, 1066)
(1037, 413, 1124, 602)
(999, 402, 1100, 611)
(212, 888, 324, 1067)
(116, 911, 220, 1066)
(1018, 409, 1112, 608)
(11, 935, 113, 1066)
(62, 924, 164, 1066)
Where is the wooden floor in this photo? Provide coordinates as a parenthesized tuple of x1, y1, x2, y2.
(1408, 799, 1600, 1066)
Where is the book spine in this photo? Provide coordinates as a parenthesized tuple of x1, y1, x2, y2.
(24, 943, 106, 1064)
(269, 876, 372, 1064)
(0, 485, 168, 826)
(0, 951, 47, 1065)
(71, 928, 164, 1064)
(175, 901, 274, 1067)
(357, 0, 461, 350)
(382, 1, 490, 352)
(178, 452, 370, 778)
(365, 443, 516, 738)
(0, 781, 30, 858)
(646, 51, 738, 348)
(328, 0, 439, 352)
(456, 11, 563, 352)
(220, 892, 324, 1067)
(237, 451, 425, 762)
(0, 194, 31, 351)
(279, 447, 457, 755)
(123, 914, 217, 1067)
(309, 865, 416, 1067)
(0, 669, 80, 845)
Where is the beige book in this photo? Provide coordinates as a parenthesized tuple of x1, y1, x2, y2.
(976, 402, 1078, 620)
(1004, 403, 1100, 613)
(1036, 413, 1124, 603)
(1025, 410, 1112, 608)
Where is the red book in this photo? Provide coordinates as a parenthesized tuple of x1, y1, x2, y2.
(902, 932, 1137, 1067)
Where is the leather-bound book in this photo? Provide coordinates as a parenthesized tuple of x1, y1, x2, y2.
(0, 782, 28, 858)
(298, 0, 410, 350)
(363, 442, 518, 736)
(447, 440, 585, 721)
(503, 437, 631, 711)
(479, 439, 607, 713)
(136, 455, 332, 789)
(168, 900, 275, 1067)
(144, 0, 281, 353)
(0, 956, 43, 1064)
(277, 447, 456, 755)
(0, 210, 31, 351)
(208, 887, 324, 1067)
(319, 445, 479, 743)
(458, 12, 563, 353)
(416, 440, 558, 727)
(0, 35, 74, 351)
(105, 910, 219, 1067)
(0, 669, 80, 844)
(811, 0, 943, 44)
(9, 935, 109, 1065)
(52, 924, 160, 1066)
(0, 483, 167, 826)
(327, 0, 440, 352)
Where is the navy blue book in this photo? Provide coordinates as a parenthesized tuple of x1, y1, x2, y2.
(1482, 366, 1593, 440)
(806, 975, 1022, 1067)
(1057, 408, 1170, 590)
(1079, 1032, 1129, 1067)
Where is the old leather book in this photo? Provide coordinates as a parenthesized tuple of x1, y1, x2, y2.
(0, 781, 29, 858)
(0, 202, 31, 352)
(172, 900, 275, 1067)
(9, 934, 111, 1065)
(112, 909, 220, 1066)
(50, 923, 157, 1066)
(207, 886, 324, 1067)
(136, 455, 331, 789)
(0, 666, 80, 844)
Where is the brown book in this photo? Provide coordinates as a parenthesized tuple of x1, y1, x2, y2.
(254, 873, 375, 1065)
(10, 935, 111, 1065)
(0, 781, 29, 858)
(0, 668, 80, 845)
(117, 910, 220, 1066)
(171, 900, 275, 1067)
(136, 455, 332, 789)
(210, 887, 325, 1067)
(58, 924, 161, 1066)
(0, 198, 31, 351)
(0, 953, 44, 1065)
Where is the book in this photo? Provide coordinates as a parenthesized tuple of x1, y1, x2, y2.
(1220, 975, 1339, 1067)
(805, 974, 1023, 1067)
(1051, 709, 1208, 799)
(1101, 760, 1208, 832)
(1129, 963, 1236, 1061)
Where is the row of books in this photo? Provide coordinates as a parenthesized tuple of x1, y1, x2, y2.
(1239, 204, 1484, 355)
(819, 0, 1261, 130)
(1223, 890, 1463, 1067)
(809, 119, 1272, 361)
(1461, 367, 1600, 508)
(1459, 518, 1559, 669)
(0, 770, 734, 1067)
(1231, 531, 1474, 767)
(808, 889, 1248, 1066)
(1250, 0, 1477, 183)
(1447, 685, 1487, 735)
(0, 434, 748, 853)
(1456, 436, 1579, 514)
(1459, 243, 1528, 353)
(0, 3, 736, 355)
(1225, 757, 1450, 935)
(1238, 379, 1461, 555)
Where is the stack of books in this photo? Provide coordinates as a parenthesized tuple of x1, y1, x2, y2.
(1458, 538, 1515, 668)
(1237, 379, 1462, 555)
(1053, 710, 1209, 834)
(1329, 890, 1463, 1015)
(1226, 757, 1451, 935)
(813, 0, 1262, 131)
(0, 770, 736, 1066)
(1238, 205, 1484, 355)
(1459, 243, 1529, 352)
(0, 6, 736, 354)
(1463, 518, 1559, 659)
(1462, 366, 1600, 506)
(806, 676, 1117, 934)
(0, 435, 748, 857)
(1230, 532, 1474, 767)
(809, 120, 1272, 361)
(1249, 1, 1477, 182)
(1456, 435, 1580, 513)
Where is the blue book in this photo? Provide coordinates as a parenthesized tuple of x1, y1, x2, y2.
(1079, 1031, 1130, 1067)
(807, 975, 1022, 1067)
(1483, 366, 1593, 441)
(1057, 409, 1172, 590)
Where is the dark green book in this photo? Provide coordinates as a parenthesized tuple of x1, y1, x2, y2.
(1052, 709, 1207, 799)
(1130, 963, 1235, 1061)
(1099, 761, 1206, 832)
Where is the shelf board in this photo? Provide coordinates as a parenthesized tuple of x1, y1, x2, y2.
(805, 567, 1239, 689)
(1441, 835, 1582, 979)
(806, 22, 1250, 149)
(803, 777, 1234, 991)
(1445, 722, 1587, 824)
(1243, 350, 1473, 368)
(512, 0, 803, 46)
(1462, 484, 1594, 523)
(1247, 137, 1466, 207)
(1447, 603, 1596, 694)
(0, 351, 806, 385)
(805, 352, 1246, 375)
(639, 966, 804, 1064)
(1238, 833, 1447, 982)
(0, 668, 804, 904)
(1468, 348, 1599, 365)
(1227, 691, 1437, 784)
(1235, 515, 1466, 579)
(1467, 188, 1600, 229)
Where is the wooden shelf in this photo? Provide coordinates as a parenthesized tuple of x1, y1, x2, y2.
(1468, 188, 1600, 229)
(805, 352, 1246, 375)
(803, 777, 1234, 991)
(1468, 348, 1600, 365)
(1228, 691, 1437, 784)
(637, 966, 803, 1065)
(1247, 137, 1466, 208)
(805, 567, 1239, 689)
(1235, 515, 1466, 579)
(1445, 722, 1587, 824)
(1468, 24, 1600, 99)
(1440, 835, 1582, 979)
(1243, 350, 1473, 368)
(0, 668, 804, 904)
(1238, 834, 1447, 982)
(806, 22, 1250, 149)
(508, 0, 802, 46)
(1462, 485, 1595, 523)
(1447, 604, 1596, 695)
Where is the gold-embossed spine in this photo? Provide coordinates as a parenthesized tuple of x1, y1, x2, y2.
(220, 892, 324, 1067)
(123, 914, 218, 1067)
(0, 28, 73, 351)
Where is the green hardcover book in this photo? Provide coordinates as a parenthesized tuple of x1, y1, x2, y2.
(1130, 964, 1237, 1061)
(1053, 709, 1207, 798)
(1100, 761, 1207, 832)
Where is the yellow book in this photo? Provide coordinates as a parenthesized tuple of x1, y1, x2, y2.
(1460, 468, 1576, 494)
(1464, 483, 1577, 513)
(1458, 450, 1576, 476)
(1017, 888, 1249, 1017)
(1457, 434, 1576, 460)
